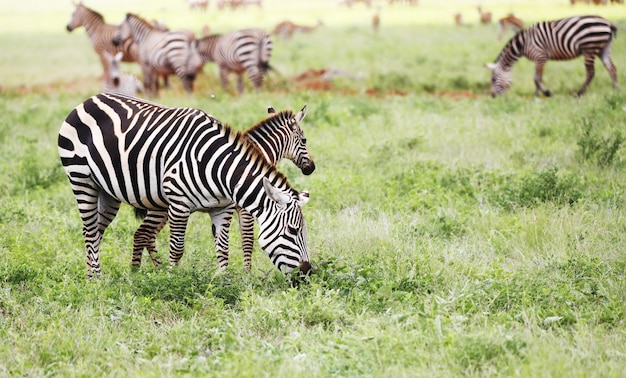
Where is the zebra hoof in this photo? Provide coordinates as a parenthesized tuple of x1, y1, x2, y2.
(544, 90, 552, 97)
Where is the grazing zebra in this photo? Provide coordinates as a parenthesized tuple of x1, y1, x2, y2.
(103, 51, 144, 96)
(58, 92, 312, 278)
(66, 3, 139, 76)
(113, 13, 204, 95)
(195, 28, 272, 95)
(487, 15, 618, 97)
(133, 105, 315, 271)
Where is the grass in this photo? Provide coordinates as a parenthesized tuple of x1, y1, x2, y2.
(2, 0, 626, 376)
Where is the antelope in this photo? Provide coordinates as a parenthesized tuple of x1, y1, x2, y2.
(478, 6, 492, 24)
(498, 14, 524, 41)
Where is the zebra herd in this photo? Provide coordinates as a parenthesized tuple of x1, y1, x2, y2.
(59, 6, 620, 280)
(67, 3, 273, 97)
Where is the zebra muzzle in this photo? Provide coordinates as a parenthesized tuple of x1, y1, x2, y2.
(301, 162, 315, 175)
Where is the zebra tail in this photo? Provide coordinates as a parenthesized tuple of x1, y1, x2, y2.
(263, 62, 283, 77)
(611, 24, 617, 40)
(134, 208, 148, 219)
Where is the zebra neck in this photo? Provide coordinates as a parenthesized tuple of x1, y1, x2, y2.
(244, 132, 281, 165)
(496, 32, 525, 70)
(83, 15, 106, 39)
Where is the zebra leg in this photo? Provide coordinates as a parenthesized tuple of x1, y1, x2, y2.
(237, 73, 245, 95)
(132, 210, 168, 267)
(97, 192, 121, 238)
(219, 67, 228, 90)
(533, 60, 551, 97)
(577, 54, 596, 97)
(600, 46, 618, 90)
(237, 207, 255, 271)
(68, 179, 104, 278)
(209, 206, 236, 271)
(167, 204, 191, 267)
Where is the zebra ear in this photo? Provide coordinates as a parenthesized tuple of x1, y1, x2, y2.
(298, 191, 310, 206)
(486, 63, 497, 71)
(295, 105, 307, 124)
(263, 177, 291, 208)
(267, 106, 276, 114)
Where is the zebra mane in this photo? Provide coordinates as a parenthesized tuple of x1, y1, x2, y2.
(244, 110, 295, 136)
(495, 28, 526, 64)
(79, 4, 104, 22)
(125, 13, 153, 29)
(219, 119, 294, 191)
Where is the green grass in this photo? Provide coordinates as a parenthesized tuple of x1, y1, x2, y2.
(2, 0, 626, 376)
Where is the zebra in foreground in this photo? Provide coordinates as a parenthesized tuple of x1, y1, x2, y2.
(58, 92, 312, 278)
(487, 15, 617, 97)
(66, 3, 139, 77)
(132, 105, 315, 272)
(113, 13, 204, 96)
(103, 51, 144, 96)
(195, 28, 272, 95)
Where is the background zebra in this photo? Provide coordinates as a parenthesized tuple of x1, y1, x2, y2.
(58, 92, 311, 278)
(487, 15, 618, 97)
(103, 51, 144, 96)
(113, 13, 204, 96)
(133, 105, 315, 272)
(195, 28, 273, 95)
(66, 3, 139, 79)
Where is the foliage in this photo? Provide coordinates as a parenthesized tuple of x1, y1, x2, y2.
(2, 0, 626, 376)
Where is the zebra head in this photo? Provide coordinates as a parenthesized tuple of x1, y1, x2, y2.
(104, 51, 123, 87)
(486, 62, 512, 97)
(66, 3, 92, 32)
(257, 178, 311, 276)
(266, 105, 316, 175)
(112, 14, 133, 47)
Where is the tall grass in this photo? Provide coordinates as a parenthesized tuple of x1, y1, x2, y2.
(2, 0, 626, 376)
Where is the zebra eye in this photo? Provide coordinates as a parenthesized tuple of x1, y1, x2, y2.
(287, 225, 298, 234)
(301, 138, 307, 144)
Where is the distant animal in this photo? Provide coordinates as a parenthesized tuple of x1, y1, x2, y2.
(387, 0, 417, 5)
(216, 0, 262, 10)
(454, 13, 470, 27)
(58, 92, 312, 278)
(497, 14, 524, 40)
(66, 3, 139, 78)
(477, 6, 492, 24)
(132, 105, 315, 272)
(102, 50, 144, 96)
(195, 28, 272, 94)
(486, 15, 618, 97)
(271, 20, 323, 39)
(372, 9, 381, 32)
(187, 0, 208, 11)
(338, 0, 372, 6)
(112, 13, 203, 95)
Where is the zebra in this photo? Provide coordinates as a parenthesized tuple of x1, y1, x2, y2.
(112, 13, 204, 96)
(58, 92, 312, 278)
(195, 28, 272, 95)
(132, 105, 315, 272)
(66, 3, 139, 77)
(486, 15, 618, 97)
(103, 50, 144, 96)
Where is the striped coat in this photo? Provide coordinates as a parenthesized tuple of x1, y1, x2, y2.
(58, 93, 311, 277)
(487, 15, 618, 97)
(113, 14, 204, 95)
(132, 105, 315, 272)
(195, 28, 272, 94)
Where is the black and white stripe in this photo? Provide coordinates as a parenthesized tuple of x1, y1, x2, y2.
(487, 15, 618, 96)
(58, 92, 311, 277)
(66, 4, 139, 77)
(132, 105, 315, 272)
(112, 13, 203, 95)
(195, 28, 272, 94)
(103, 51, 144, 96)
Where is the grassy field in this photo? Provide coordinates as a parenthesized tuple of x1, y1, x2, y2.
(2, 0, 626, 376)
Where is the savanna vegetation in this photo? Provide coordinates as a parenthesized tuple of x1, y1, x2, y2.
(1, 0, 626, 376)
